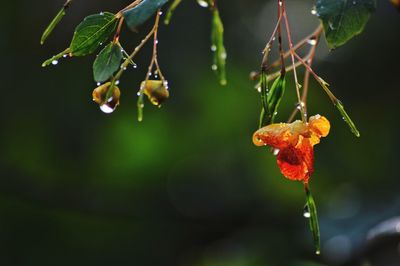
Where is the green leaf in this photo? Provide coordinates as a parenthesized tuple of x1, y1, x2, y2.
(123, 0, 169, 31)
(267, 74, 286, 124)
(316, 0, 376, 48)
(305, 186, 321, 255)
(164, 0, 183, 25)
(70, 12, 118, 56)
(334, 99, 361, 137)
(211, 9, 227, 86)
(93, 42, 123, 83)
(41, 0, 72, 45)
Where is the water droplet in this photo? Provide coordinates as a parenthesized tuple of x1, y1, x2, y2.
(99, 12, 104, 16)
(211, 45, 217, 51)
(100, 104, 114, 114)
(115, 80, 120, 85)
(197, 0, 209, 8)
(211, 64, 218, 71)
(96, 82, 101, 86)
(63, 54, 68, 58)
(315, 250, 321, 255)
(51, 60, 58, 65)
(328, 21, 335, 30)
(133, 64, 138, 69)
(307, 38, 317, 46)
(220, 52, 227, 60)
(303, 204, 311, 218)
(311, 7, 317, 15)
(272, 148, 280, 156)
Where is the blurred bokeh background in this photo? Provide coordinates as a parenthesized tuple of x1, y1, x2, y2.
(1, 0, 400, 265)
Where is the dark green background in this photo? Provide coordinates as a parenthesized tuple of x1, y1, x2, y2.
(1, 0, 400, 265)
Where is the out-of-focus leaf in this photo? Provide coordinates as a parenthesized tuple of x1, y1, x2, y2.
(316, 0, 376, 48)
(123, 0, 169, 31)
(93, 42, 123, 83)
(70, 12, 118, 56)
(41, 0, 72, 45)
(211, 9, 227, 85)
(164, 0, 183, 25)
(334, 99, 361, 137)
(267, 74, 286, 124)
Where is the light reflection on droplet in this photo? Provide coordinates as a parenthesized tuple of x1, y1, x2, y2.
(197, 0, 209, 8)
(100, 104, 114, 114)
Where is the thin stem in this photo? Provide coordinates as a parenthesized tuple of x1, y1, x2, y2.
(104, 11, 161, 102)
(277, 1, 285, 75)
(287, 25, 323, 122)
(113, 17, 125, 43)
(281, 0, 306, 122)
(261, 13, 283, 70)
(137, 10, 163, 121)
(251, 25, 323, 81)
(293, 52, 337, 103)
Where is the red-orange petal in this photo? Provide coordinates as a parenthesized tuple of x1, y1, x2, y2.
(277, 137, 314, 182)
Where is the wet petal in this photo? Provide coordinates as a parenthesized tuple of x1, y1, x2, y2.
(253, 114, 330, 182)
(277, 137, 314, 182)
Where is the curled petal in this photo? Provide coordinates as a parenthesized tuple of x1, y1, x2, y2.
(309, 115, 330, 138)
(253, 123, 301, 149)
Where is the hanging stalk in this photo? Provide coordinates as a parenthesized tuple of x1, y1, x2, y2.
(304, 182, 321, 255)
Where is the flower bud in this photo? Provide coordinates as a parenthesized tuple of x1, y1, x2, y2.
(141, 80, 169, 106)
(92, 82, 121, 113)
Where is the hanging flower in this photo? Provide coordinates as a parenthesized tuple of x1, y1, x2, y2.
(92, 82, 121, 114)
(141, 80, 169, 107)
(253, 115, 330, 183)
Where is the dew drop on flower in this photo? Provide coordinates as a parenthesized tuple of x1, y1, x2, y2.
(100, 104, 114, 114)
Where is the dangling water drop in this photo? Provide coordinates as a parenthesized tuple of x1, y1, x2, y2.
(197, 0, 209, 8)
(307, 37, 317, 46)
(303, 204, 311, 218)
(311, 7, 317, 15)
(100, 104, 114, 114)
(51, 60, 59, 65)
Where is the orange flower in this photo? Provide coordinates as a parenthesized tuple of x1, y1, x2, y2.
(253, 115, 330, 183)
